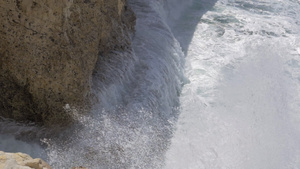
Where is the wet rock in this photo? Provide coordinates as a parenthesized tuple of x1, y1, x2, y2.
(0, 0, 136, 126)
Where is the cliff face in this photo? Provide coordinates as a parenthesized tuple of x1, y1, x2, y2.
(0, 0, 135, 125)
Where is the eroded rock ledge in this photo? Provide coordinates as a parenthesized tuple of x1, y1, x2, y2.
(0, 0, 135, 125)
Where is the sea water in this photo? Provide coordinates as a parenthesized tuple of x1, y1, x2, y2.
(165, 0, 300, 168)
(1, 0, 300, 168)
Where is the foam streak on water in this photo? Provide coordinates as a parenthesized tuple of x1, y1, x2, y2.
(165, 0, 300, 168)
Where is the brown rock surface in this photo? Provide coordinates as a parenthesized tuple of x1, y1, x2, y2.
(0, 0, 135, 125)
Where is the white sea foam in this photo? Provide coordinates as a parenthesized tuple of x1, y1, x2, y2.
(165, 0, 300, 168)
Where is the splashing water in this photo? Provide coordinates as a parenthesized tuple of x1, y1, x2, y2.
(1, 0, 300, 168)
(165, 0, 300, 168)
(0, 0, 186, 167)
(43, 0, 186, 168)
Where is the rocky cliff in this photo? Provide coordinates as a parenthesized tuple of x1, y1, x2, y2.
(0, 0, 135, 125)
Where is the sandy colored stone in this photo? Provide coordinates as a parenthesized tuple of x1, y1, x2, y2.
(0, 154, 7, 169)
(0, 151, 52, 169)
(23, 158, 52, 169)
(0, 0, 135, 125)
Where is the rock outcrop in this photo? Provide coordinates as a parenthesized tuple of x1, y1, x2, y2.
(0, 151, 52, 169)
(0, 0, 135, 125)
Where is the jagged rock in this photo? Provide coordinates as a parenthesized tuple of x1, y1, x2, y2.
(0, 0, 135, 126)
(0, 151, 52, 169)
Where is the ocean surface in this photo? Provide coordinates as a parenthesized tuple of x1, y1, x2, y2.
(1, 0, 300, 168)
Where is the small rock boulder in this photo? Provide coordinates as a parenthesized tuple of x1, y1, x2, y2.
(0, 151, 52, 169)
